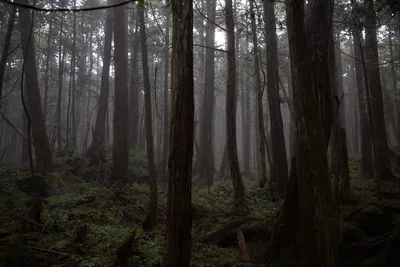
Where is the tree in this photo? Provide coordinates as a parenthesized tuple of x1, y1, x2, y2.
(86, 8, 113, 164)
(0, 6, 16, 111)
(161, 13, 170, 169)
(18, 2, 53, 173)
(128, 10, 139, 150)
(198, 0, 216, 187)
(264, 0, 288, 191)
(250, 0, 267, 188)
(351, 0, 374, 179)
(162, 0, 194, 264)
(265, 0, 340, 265)
(109, 3, 129, 184)
(139, 7, 158, 230)
(364, 0, 396, 181)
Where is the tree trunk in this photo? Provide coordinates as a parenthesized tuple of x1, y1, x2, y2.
(18, 2, 53, 173)
(43, 15, 53, 126)
(109, 4, 129, 183)
(264, 0, 288, 191)
(199, 0, 216, 187)
(339, 127, 351, 198)
(162, 0, 194, 264)
(351, 1, 374, 179)
(139, 8, 158, 230)
(331, 31, 346, 180)
(70, 0, 77, 150)
(364, 0, 396, 181)
(0, 6, 16, 111)
(129, 11, 139, 150)
(161, 13, 170, 169)
(225, 0, 246, 207)
(250, 0, 267, 188)
(86, 8, 113, 163)
(266, 0, 340, 265)
(56, 7, 65, 150)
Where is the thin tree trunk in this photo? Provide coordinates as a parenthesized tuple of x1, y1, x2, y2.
(86, 8, 113, 163)
(161, 13, 170, 169)
(129, 11, 139, 150)
(264, 0, 288, 191)
(199, 0, 216, 187)
(139, 8, 158, 230)
(225, 0, 246, 207)
(0, 6, 16, 111)
(250, 0, 267, 188)
(351, 0, 374, 178)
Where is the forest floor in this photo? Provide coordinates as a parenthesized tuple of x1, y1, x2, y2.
(0, 152, 400, 266)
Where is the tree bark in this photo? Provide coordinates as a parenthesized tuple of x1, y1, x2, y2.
(18, 2, 53, 173)
(266, 0, 340, 265)
(264, 0, 288, 191)
(161, 13, 170, 169)
(364, 0, 396, 181)
(199, 0, 216, 187)
(109, 3, 129, 183)
(0, 6, 16, 111)
(250, 0, 267, 188)
(162, 0, 194, 264)
(139, 8, 158, 230)
(86, 8, 113, 163)
(351, 0, 374, 179)
(129, 11, 139, 150)
(225, 0, 245, 207)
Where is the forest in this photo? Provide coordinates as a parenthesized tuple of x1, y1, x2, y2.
(0, 0, 399, 266)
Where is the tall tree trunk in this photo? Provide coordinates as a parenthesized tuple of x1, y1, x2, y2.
(109, 4, 129, 183)
(161, 13, 170, 168)
(199, 0, 216, 187)
(83, 34, 93, 150)
(351, 1, 374, 178)
(86, 8, 113, 163)
(388, 26, 399, 143)
(264, 0, 288, 191)
(162, 0, 194, 264)
(225, 0, 245, 207)
(139, 8, 158, 230)
(55, 8, 65, 150)
(43, 16, 53, 125)
(129, 11, 139, 150)
(331, 31, 346, 180)
(364, 0, 396, 181)
(70, 0, 77, 150)
(18, 3, 53, 173)
(265, 0, 340, 265)
(250, 0, 267, 188)
(0, 6, 16, 111)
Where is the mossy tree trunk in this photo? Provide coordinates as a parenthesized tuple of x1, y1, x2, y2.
(266, 0, 340, 265)
(162, 0, 194, 264)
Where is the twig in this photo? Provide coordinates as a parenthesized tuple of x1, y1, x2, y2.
(27, 246, 67, 256)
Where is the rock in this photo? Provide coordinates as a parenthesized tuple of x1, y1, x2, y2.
(356, 204, 394, 236)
